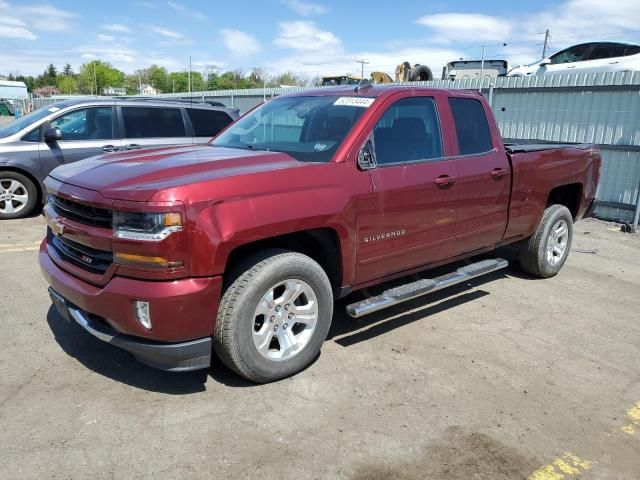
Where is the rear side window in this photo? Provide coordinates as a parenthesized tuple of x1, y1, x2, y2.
(186, 108, 233, 137)
(373, 97, 443, 165)
(448, 98, 493, 155)
(122, 107, 185, 138)
(589, 44, 626, 60)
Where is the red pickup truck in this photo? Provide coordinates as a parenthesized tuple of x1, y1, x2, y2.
(39, 85, 600, 382)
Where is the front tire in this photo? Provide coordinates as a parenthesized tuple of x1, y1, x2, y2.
(0, 171, 38, 219)
(213, 250, 333, 383)
(519, 204, 573, 278)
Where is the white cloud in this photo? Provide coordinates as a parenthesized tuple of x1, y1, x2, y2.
(0, 16, 26, 27)
(220, 29, 262, 56)
(0, 24, 37, 40)
(103, 23, 130, 33)
(78, 46, 137, 63)
(416, 13, 508, 44)
(274, 21, 341, 52)
(150, 26, 185, 39)
(16, 3, 77, 32)
(97, 34, 115, 42)
(167, 1, 208, 21)
(281, 0, 327, 16)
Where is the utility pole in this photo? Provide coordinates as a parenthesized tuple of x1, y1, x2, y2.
(541, 29, 551, 58)
(93, 63, 97, 96)
(188, 55, 192, 94)
(480, 45, 486, 78)
(355, 59, 369, 80)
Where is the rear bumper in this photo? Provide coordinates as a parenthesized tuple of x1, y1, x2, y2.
(49, 288, 211, 371)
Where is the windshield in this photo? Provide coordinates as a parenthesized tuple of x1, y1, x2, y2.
(0, 106, 54, 138)
(211, 95, 372, 162)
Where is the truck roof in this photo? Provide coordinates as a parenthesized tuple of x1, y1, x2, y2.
(281, 84, 482, 100)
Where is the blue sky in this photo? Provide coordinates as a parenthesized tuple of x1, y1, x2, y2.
(1, 0, 639, 77)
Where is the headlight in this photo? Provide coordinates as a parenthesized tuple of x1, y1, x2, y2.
(113, 211, 183, 241)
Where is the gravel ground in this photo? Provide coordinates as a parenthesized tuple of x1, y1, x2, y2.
(1, 215, 639, 480)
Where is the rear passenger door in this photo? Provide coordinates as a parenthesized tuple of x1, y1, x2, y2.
(449, 96, 511, 256)
(118, 106, 189, 151)
(185, 108, 234, 144)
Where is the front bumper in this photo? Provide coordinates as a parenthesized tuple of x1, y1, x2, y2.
(49, 288, 211, 371)
(39, 238, 223, 372)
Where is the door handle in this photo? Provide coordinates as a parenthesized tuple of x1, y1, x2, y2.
(102, 145, 119, 152)
(124, 143, 141, 150)
(435, 175, 456, 186)
(490, 168, 508, 179)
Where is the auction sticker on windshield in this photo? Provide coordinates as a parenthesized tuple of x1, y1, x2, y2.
(333, 97, 375, 108)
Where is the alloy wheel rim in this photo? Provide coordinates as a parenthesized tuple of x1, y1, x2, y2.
(0, 179, 29, 215)
(546, 219, 569, 266)
(252, 279, 319, 362)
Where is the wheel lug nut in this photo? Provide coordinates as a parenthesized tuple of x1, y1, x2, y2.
(274, 325, 279, 332)
(283, 323, 288, 330)
(288, 313, 294, 320)
(270, 316, 275, 323)
(284, 304, 289, 310)
(275, 305, 281, 312)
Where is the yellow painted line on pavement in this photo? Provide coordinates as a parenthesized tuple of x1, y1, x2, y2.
(0, 241, 41, 248)
(0, 246, 39, 253)
(620, 401, 640, 435)
(528, 453, 593, 480)
(0, 241, 41, 253)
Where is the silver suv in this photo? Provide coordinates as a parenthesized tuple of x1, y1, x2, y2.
(0, 98, 239, 219)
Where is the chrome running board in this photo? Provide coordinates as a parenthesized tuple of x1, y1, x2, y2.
(346, 258, 508, 318)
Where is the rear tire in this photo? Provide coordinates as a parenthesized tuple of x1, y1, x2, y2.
(518, 204, 573, 278)
(213, 249, 333, 383)
(0, 171, 38, 220)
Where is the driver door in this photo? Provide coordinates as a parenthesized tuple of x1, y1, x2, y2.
(39, 106, 121, 178)
(355, 94, 459, 284)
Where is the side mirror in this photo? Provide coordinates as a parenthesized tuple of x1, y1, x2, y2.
(357, 139, 376, 170)
(539, 58, 551, 66)
(44, 127, 62, 142)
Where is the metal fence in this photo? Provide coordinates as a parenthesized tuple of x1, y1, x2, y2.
(11, 71, 640, 223)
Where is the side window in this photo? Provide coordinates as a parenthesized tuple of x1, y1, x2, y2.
(549, 44, 592, 64)
(186, 108, 233, 137)
(22, 127, 41, 142)
(448, 98, 493, 155)
(624, 45, 640, 56)
(589, 44, 626, 60)
(50, 107, 113, 141)
(122, 107, 186, 138)
(373, 97, 443, 165)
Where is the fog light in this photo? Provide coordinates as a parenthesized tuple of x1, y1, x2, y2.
(133, 301, 152, 330)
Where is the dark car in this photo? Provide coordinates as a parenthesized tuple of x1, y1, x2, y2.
(0, 98, 239, 219)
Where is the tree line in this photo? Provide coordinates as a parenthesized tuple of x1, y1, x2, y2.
(2, 61, 318, 97)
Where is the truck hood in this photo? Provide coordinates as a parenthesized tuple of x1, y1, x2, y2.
(49, 145, 310, 201)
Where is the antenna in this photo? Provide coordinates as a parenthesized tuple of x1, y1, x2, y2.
(355, 59, 370, 80)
